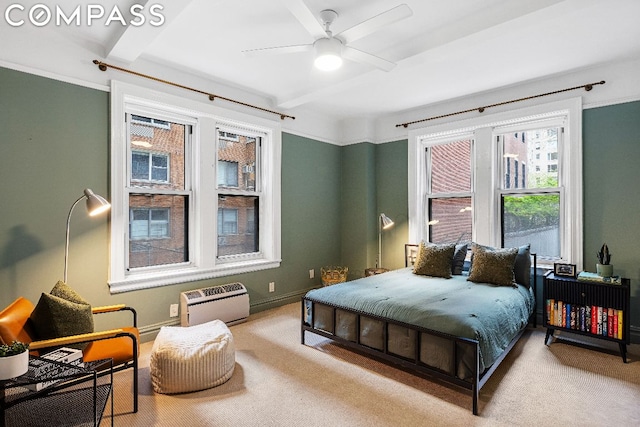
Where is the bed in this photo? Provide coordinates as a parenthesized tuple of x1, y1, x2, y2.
(301, 243, 536, 415)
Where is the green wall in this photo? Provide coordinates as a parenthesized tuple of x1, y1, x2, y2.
(2, 66, 639, 341)
(340, 143, 376, 278)
(376, 140, 409, 270)
(583, 101, 640, 332)
(0, 67, 342, 339)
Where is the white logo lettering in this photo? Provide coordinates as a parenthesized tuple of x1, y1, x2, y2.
(129, 4, 145, 27)
(56, 5, 81, 26)
(29, 4, 51, 27)
(3, 3, 166, 27)
(149, 4, 164, 27)
(4, 4, 24, 26)
(105, 5, 126, 26)
(86, 5, 104, 26)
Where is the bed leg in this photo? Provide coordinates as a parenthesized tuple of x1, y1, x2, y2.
(473, 385, 478, 415)
(301, 299, 306, 345)
(473, 386, 478, 415)
(473, 341, 479, 415)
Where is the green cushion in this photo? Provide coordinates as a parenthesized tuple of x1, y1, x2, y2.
(29, 281, 94, 346)
(467, 244, 518, 287)
(413, 242, 455, 278)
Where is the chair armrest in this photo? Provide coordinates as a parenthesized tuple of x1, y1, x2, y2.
(92, 305, 137, 327)
(29, 329, 126, 351)
(92, 304, 126, 314)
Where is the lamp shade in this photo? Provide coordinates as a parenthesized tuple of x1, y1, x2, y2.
(314, 37, 343, 71)
(380, 213, 394, 229)
(84, 188, 111, 216)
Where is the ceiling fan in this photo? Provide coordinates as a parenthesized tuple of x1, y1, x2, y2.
(243, 1, 413, 72)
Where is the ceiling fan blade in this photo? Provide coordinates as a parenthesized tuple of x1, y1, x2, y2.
(280, 0, 327, 40)
(242, 44, 313, 57)
(342, 46, 396, 72)
(337, 4, 413, 44)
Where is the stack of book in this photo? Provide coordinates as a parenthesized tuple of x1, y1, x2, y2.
(546, 299, 623, 340)
(27, 347, 84, 391)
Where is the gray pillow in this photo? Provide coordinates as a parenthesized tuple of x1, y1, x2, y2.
(514, 244, 532, 288)
(467, 244, 518, 287)
(413, 242, 455, 278)
(451, 243, 468, 275)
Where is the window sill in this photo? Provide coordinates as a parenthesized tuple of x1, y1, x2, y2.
(108, 259, 281, 294)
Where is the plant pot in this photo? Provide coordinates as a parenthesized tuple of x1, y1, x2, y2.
(0, 350, 29, 380)
(596, 263, 613, 277)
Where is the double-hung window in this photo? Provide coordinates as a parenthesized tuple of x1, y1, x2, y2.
(109, 81, 281, 293)
(409, 98, 583, 268)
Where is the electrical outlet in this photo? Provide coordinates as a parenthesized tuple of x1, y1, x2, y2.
(169, 303, 179, 317)
(309, 269, 315, 279)
(269, 282, 275, 293)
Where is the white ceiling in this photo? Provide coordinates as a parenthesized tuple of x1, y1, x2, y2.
(4, 0, 640, 123)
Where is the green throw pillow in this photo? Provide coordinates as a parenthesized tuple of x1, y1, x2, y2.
(29, 281, 94, 346)
(467, 244, 518, 287)
(413, 242, 455, 278)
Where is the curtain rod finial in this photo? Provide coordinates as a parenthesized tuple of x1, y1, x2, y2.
(93, 59, 107, 71)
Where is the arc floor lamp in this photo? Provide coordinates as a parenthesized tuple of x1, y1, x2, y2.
(64, 188, 111, 283)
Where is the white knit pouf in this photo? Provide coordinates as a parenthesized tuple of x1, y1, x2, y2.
(150, 319, 235, 394)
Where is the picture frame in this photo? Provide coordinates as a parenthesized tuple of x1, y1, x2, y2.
(554, 262, 577, 278)
(405, 244, 419, 267)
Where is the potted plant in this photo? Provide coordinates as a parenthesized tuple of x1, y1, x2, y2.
(596, 243, 613, 277)
(0, 340, 29, 380)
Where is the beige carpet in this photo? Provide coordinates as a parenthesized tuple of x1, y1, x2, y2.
(107, 303, 640, 426)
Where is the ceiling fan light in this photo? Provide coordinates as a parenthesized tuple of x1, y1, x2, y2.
(315, 54, 342, 71)
(314, 37, 343, 71)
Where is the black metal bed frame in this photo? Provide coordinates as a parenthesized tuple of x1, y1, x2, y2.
(301, 254, 536, 415)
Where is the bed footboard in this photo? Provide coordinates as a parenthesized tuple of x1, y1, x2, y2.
(301, 297, 527, 415)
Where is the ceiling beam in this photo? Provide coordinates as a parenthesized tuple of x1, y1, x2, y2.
(106, 0, 196, 64)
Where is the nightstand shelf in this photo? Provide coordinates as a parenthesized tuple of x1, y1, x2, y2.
(543, 271, 630, 362)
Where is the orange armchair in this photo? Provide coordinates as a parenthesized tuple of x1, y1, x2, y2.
(0, 297, 139, 413)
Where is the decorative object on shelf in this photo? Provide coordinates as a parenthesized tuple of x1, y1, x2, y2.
(64, 188, 111, 282)
(554, 262, 577, 278)
(0, 340, 29, 380)
(377, 213, 394, 269)
(321, 266, 348, 286)
(595, 243, 613, 277)
(577, 271, 622, 284)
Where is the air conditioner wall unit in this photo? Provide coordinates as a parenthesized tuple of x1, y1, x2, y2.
(180, 282, 249, 327)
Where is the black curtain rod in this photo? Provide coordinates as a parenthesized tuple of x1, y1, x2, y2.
(93, 60, 295, 121)
(396, 80, 605, 129)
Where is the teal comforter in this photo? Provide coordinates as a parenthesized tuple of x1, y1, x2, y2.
(305, 268, 534, 371)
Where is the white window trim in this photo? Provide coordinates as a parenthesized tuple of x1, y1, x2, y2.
(408, 97, 583, 269)
(109, 81, 282, 294)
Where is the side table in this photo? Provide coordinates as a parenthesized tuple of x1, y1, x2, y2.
(0, 356, 113, 427)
